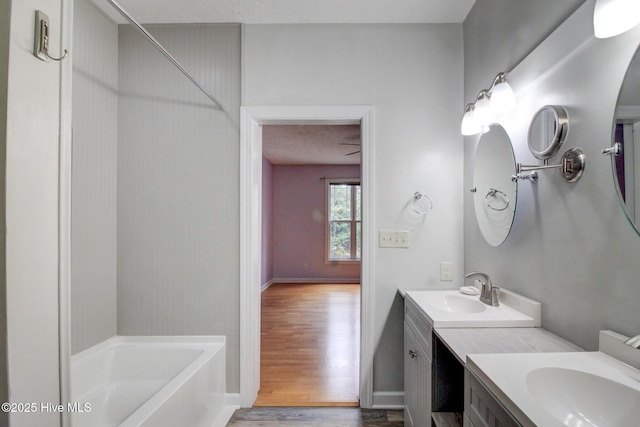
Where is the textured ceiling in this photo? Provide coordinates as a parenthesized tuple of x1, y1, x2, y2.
(94, 0, 475, 24)
(263, 125, 361, 165)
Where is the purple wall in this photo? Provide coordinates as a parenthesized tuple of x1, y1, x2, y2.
(270, 164, 361, 281)
(261, 158, 274, 287)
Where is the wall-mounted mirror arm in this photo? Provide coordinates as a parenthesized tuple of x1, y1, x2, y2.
(511, 171, 539, 183)
(514, 148, 586, 183)
(602, 142, 622, 156)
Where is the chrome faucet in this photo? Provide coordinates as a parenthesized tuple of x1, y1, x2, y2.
(465, 271, 500, 307)
(624, 334, 640, 349)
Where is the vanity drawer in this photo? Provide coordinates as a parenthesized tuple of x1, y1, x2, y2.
(465, 368, 522, 427)
(405, 297, 432, 352)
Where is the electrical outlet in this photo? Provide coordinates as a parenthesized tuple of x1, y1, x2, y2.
(440, 262, 453, 281)
(379, 230, 410, 248)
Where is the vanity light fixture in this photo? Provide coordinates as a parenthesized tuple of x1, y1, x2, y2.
(593, 0, 640, 38)
(461, 104, 484, 136)
(489, 74, 516, 113)
(460, 72, 516, 136)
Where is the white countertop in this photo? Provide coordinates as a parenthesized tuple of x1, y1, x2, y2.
(405, 289, 540, 328)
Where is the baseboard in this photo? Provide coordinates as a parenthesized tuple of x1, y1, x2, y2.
(261, 280, 276, 292)
(226, 393, 241, 407)
(262, 277, 361, 292)
(210, 394, 240, 427)
(371, 391, 404, 409)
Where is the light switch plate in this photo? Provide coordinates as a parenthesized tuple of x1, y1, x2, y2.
(440, 262, 453, 281)
(379, 230, 409, 248)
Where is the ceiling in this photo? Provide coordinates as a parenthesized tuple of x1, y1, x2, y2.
(263, 125, 361, 165)
(94, 0, 476, 25)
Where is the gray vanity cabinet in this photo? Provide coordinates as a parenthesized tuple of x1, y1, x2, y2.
(404, 298, 433, 427)
(464, 369, 522, 427)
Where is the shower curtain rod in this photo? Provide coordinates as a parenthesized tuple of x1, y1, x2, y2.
(104, 0, 227, 112)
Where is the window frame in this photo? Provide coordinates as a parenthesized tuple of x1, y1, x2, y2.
(325, 178, 361, 264)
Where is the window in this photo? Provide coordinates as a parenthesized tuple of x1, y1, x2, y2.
(326, 179, 361, 262)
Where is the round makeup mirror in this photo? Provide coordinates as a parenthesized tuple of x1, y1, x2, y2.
(528, 105, 569, 160)
(472, 124, 518, 246)
(610, 45, 640, 235)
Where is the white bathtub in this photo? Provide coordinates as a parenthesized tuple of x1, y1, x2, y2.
(71, 336, 236, 427)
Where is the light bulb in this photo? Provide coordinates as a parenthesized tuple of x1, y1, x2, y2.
(461, 106, 482, 136)
(474, 92, 494, 126)
(490, 80, 516, 114)
(594, 0, 640, 38)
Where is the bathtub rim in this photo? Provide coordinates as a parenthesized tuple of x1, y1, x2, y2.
(71, 335, 226, 364)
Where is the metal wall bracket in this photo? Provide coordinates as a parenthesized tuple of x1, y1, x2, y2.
(515, 148, 586, 183)
(602, 142, 622, 157)
(34, 10, 69, 62)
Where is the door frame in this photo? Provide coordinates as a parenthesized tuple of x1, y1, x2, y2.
(239, 105, 375, 407)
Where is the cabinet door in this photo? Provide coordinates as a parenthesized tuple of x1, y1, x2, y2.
(405, 323, 432, 427)
(465, 369, 522, 427)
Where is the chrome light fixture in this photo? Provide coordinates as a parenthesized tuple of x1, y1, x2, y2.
(594, 0, 640, 38)
(460, 72, 515, 136)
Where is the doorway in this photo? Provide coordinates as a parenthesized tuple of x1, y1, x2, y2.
(239, 106, 375, 408)
(258, 123, 362, 405)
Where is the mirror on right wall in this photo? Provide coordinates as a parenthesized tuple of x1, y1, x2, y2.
(610, 44, 640, 235)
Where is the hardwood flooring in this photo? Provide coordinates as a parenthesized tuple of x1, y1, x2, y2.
(226, 407, 404, 426)
(253, 283, 361, 407)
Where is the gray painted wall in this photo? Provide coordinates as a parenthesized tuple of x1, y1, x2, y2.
(5, 0, 64, 424)
(463, 0, 640, 350)
(243, 24, 465, 396)
(71, 0, 118, 354)
(117, 24, 242, 391)
(0, 0, 10, 420)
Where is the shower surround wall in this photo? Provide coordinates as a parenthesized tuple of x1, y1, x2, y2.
(117, 24, 241, 391)
(71, 0, 118, 354)
(70, 9, 242, 391)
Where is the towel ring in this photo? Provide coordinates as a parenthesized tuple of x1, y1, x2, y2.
(484, 188, 509, 212)
(410, 192, 433, 215)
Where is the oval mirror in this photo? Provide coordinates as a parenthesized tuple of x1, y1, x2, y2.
(611, 45, 640, 235)
(472, 124, 518, 246)
(528, 105, 569, 160)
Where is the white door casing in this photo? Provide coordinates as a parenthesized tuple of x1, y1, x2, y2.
(239, 105, 375, 407)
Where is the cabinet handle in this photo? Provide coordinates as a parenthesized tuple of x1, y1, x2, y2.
(408, 349, 417, 359)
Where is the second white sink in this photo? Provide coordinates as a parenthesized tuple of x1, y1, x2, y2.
(467, 348, 640, 427)
(526, 366, 640, 427)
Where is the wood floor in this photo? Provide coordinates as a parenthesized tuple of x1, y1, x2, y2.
(253, 283, 361, 407)
(226, 407, 404, 426)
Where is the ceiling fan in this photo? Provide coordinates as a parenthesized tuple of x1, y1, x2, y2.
(340, 142, 361, 156)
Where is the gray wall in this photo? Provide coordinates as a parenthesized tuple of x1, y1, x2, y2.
(5, 0, 64, 424)
(71, 0, 118, 354)
(0, 0, 10, 421)
(117, 24, 241, 391)
(463, 0, 640, 350)
(243, 24, 465, 397)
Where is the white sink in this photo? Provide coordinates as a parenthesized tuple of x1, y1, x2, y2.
(405, 290, 540, 328)
(467, 349, 640, 427)
(526, 367, 640, 427)
(424, 294, 487, 314)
